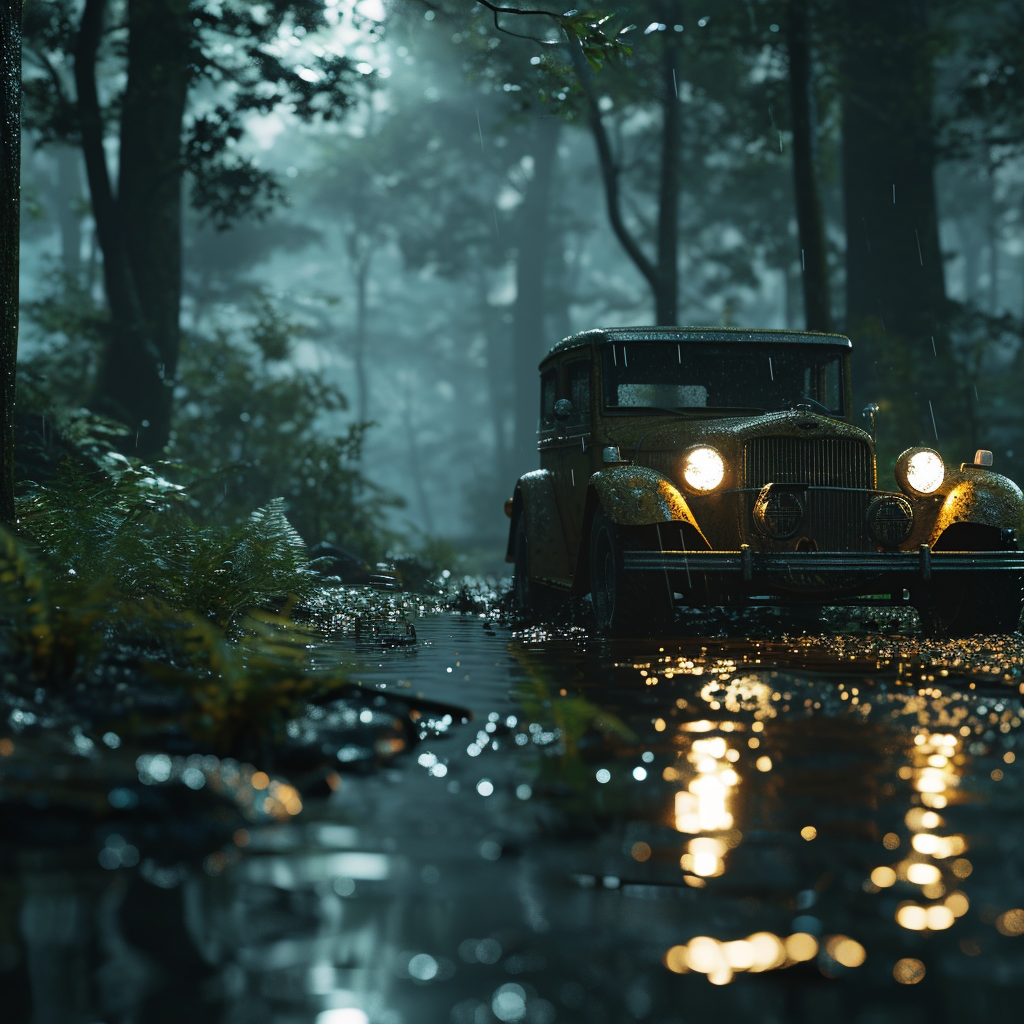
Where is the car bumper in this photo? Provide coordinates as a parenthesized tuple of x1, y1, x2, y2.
(623, 545, 1024, 599)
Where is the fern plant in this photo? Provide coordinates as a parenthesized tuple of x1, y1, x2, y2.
(2, 447, 362, 754)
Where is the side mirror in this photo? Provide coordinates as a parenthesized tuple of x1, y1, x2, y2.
(554, 398, 573, 421)
(862, 402, 880, 442)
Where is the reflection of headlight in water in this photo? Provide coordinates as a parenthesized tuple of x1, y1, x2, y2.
(675, 737, 738, 834)
(675, 729, 740, 880)
(681, 837, 728, 877)
(889, 730, 972, 931)
(912, 731, 959, 808)
(676, 779, 733, 833)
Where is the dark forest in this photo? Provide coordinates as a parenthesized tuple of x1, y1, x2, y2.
(5, 2, 1024, 1022)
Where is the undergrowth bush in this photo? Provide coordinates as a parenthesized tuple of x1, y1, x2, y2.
(1, 442, 348, 753)
(19, 287, 402, 562)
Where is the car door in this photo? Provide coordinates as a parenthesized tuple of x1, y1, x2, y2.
(552, 355, 595, 562)
(537, 365, 558, 473)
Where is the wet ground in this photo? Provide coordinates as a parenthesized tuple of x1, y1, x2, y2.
(4, 604, 1024, 1024)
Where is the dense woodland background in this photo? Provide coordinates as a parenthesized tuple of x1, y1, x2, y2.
(14, 0, 1024, 569)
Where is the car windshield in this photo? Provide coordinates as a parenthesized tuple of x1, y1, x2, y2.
(601, 341, 845, 414)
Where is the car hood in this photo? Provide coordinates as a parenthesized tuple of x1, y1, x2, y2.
(605, 409, 874, 457)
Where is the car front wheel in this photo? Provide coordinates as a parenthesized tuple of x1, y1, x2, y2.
(589, 510, 674, 636)
(915, 572, 1024, 637)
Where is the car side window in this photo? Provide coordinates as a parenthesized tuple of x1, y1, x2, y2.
(566, 360, 590, 428)
(540, 369, 557, 430)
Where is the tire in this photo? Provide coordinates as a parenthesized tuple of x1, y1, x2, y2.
(589, 510, 675, 636)
(512, 515, 560, 622)
(915, 572, 1024, 637)
(512, 515, 533, 616)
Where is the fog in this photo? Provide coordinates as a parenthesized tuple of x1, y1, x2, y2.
(17, 0, 1024, 570)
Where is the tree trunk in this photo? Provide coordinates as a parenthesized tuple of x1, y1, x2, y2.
(570, 32, 679, 326)
(842, 0, 969, 450)
(76, 0, 190, 456)
(54, 146, 83, 282)
(511, 115, 560, 476)
(568, 41, 659, 308)
(352, 251, 371, 426)
(0, 0, 21, 524)
(656, 34, 680, 326)
(987, 164, 999, 315)
(786, 0, 831, 333)
(478, 270, 510, 475)
(400, 398, 436, 535)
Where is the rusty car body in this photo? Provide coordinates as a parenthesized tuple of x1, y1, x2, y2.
(505, 326, 1024, 636)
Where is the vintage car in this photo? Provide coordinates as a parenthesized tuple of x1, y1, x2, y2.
(505, 326, 1024, 636)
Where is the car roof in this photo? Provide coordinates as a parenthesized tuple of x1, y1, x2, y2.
(543, 325, 852, 362)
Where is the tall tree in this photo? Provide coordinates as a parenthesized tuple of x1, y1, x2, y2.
(74, 0, 189, 455)
(842, 0, 969, 449)
(0, 0, 21, 523)
(569, 21, 681, 324)
(511, 115, 561, 469)
(25, 0, 362, 456)
(786, 0, 831, 332)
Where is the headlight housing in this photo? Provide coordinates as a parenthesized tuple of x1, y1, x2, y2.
(682, 446, 725, 493)
(896, 447, 945, 496)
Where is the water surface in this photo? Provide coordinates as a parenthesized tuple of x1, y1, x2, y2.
(4, 612, 1024, 1023)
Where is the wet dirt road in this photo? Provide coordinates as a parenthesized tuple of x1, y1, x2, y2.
(5, 611, 1024, 1024)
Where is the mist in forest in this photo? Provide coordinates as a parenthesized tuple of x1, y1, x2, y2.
(18, 0, 1024, 568)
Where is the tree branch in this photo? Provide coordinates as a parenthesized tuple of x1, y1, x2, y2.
(565, 35, 658, 295)
(475, 0, 564, 44)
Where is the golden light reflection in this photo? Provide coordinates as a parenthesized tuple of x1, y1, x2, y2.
(911, 731, 960, 809)
(674, 736, 737, 835)
(895, 901, 956, 931)
(673, 725, 744, 880)
(877, 729, 973, 931)
(681, 837, 729, 878)
(894, 958, 926, 984)
(906, 863, 941, 885)
(825, 935, 866, 968)
(871, 866, 897, 888)
(895, 904, 927, 930)
(996, 909, 1024, 936)
(663, 931, 823, 985)
(632, 841, 652, 862)
(945, 891, 970, 918)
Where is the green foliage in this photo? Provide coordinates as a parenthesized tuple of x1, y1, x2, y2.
(18, 269, 106, 410)
(1, 451, 360, 752)
(473, 2, 633, 73)
(20, 278, 401, 562)
(512, 657, 635, 799)
(560, 11, 634, 71)
(17, 461, 316, 627)
(169, 300, 403, 559)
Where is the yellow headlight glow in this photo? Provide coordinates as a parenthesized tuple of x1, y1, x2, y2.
(905, 450, 944, 494)
(683, 446, 725, 493)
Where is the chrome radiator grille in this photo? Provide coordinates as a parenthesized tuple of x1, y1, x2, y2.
(744, 437, 874, 550)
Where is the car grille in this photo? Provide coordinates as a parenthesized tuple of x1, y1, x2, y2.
(744, 437, 874, 550)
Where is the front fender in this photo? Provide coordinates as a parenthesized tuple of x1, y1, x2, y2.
(589, 466, 707, 539)
(929, 470, 1024, 545)
(505, 470, 573, 581)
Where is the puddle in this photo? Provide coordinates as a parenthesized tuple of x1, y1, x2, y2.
(4, 612, 1024, 1021)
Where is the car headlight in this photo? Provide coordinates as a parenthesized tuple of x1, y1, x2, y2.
(896, 447, 945, 495)
(682, 446, 725, 493)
